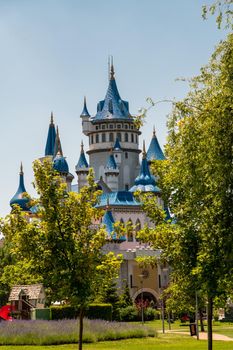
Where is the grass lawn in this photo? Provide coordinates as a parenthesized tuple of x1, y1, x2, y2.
(0, 334, 233, 350)
(144, 319, 233, 338)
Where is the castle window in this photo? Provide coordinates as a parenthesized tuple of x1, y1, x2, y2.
(91, 135, 94, 144)
(125, 184, 129, 191)
(130, 125, 134, 129)
(127, 219, 133, 242)
(124, 124, 128, 129)
(117, 133, 121, 142)
(102, 133, 106, 142)
(125, 133, 128, 142)
(135, 219, 141, 242)
(109, 133, 114, 142)
(102, 124, 106, 130)
(131, 133, 134, 143)
(96, 134, 99, 143)
(125, 152, 128, 159)
(117, 124, 121, 129)
(109, 124, 113, 129)
(96, 126, 99, 130)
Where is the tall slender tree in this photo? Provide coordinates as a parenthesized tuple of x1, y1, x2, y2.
(1, 160, 122, 350)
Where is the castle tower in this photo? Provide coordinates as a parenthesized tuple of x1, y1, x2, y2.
(75, 141, 89, 191)
(10, 163, 30, 211)
(45, 112, 56, 157)
(80, 61, 141, 191)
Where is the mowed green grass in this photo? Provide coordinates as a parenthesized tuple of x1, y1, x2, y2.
(145, 319, 233, 338)
(0, 334, 233, 350)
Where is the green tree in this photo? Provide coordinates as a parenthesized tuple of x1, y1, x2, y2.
(138, 34, 233, 350)
(1, 160, 122, 350)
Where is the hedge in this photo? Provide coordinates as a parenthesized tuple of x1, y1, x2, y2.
(50, 303, 112, 321)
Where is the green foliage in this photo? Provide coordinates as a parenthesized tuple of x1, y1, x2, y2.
(0, 160, 122, 350)
(119, 305, 159, 322)
(202, 0, 233, 29)
(50, 304, 112, 321)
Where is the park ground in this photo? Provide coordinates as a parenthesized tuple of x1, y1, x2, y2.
(1, 320, 233, 350)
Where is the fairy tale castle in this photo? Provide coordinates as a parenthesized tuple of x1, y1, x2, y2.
(9, 63, 169, 306)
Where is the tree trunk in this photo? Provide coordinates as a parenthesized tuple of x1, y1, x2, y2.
(207, 296, 213, 350)
(78, 306, 85, 350)
(199, 308, 205, 332)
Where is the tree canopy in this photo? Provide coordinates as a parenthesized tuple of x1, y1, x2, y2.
(0, 159, 122, 350)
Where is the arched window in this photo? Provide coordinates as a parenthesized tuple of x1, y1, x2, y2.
(117, 132, 121, 142)
(91, 135, 94, 144)
(131, 133, 134, 143)
(135, 219, 141, 242)
(109, 133, 114, 142)
(96, 134, 99, 143)
(102, 133, 106, 142)
(125, 133, 128, 142)
(127, 219, 133, 242)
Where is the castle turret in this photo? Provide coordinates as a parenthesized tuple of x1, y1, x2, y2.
(104, 150, 119, 192)
(75, 141, 89, 191)
(147, 126, 165, 164)
(130, 141, 160, 194)
(84, 61, 141, 189)
(10, 163, 30, 211)
(80, 97, 91, 135)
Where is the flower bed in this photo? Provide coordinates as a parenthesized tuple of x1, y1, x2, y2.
(0, 319, 156, 345)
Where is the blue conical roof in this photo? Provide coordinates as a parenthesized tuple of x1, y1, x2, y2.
(130, 142, 161, 193)
(45, 113, 56, 156)
(80, 97, 90, 117)
(91, 64, 131, 122)
(76, 142, 89, 170)
(105, 152, 117, 170)
(102, 209, 126, 241)
(147, 128, 165, 161)
(10, 163, 30, 211)
(113, 137, 122, 150)
(102, 210, 115, 236)
(53, 152, 69, 174)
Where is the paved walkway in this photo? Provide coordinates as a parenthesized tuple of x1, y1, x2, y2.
(166, 330, 233, 341)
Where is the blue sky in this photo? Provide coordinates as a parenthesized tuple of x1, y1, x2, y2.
(0, 0, 228, 216)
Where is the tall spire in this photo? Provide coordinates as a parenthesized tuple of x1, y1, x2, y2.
(45, 112, 56, 156)
(142, 140, 146, 159)
(53, 126, 63, 157)
(110, 56, 115, 80)
(153, 125, 156, 137)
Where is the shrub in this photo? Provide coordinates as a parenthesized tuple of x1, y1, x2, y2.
(119, 306, 138, 321)
(50, 303, 112, 321)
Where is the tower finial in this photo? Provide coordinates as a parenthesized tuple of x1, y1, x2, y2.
(110, 56, 115, 80)
(81, 140, 84, 153)
(153, 125, 156, 137)
(142, 140, 146, 159)
(51, 111, 54, 124)
(20, 162, 23, 175)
